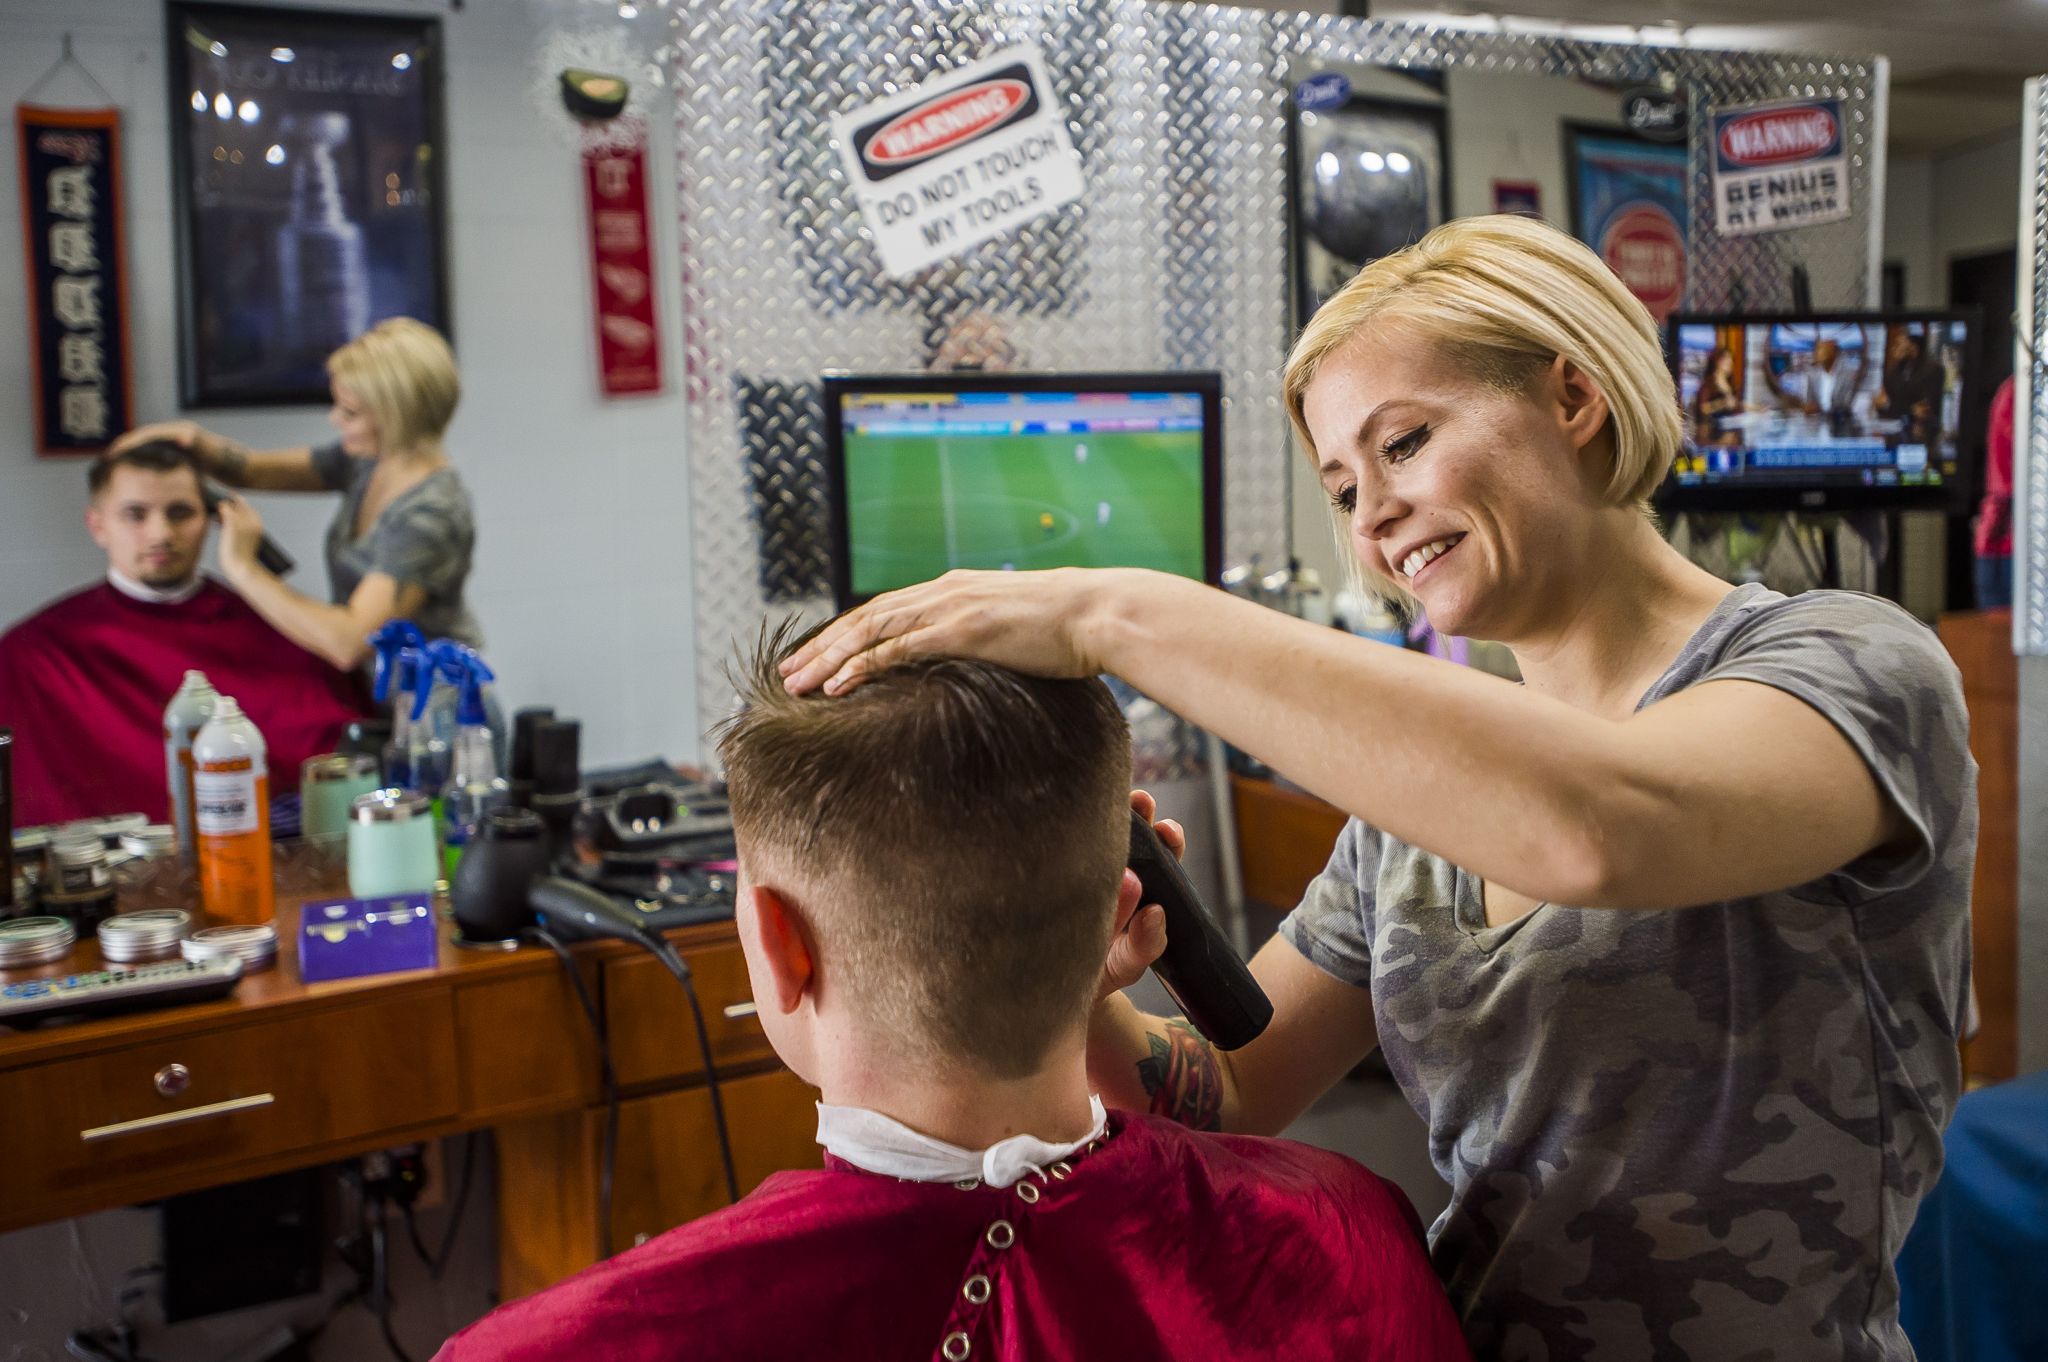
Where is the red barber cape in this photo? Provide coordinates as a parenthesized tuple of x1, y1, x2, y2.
(436, 1111, 1471, 1362)
(0, 580, 371, 826)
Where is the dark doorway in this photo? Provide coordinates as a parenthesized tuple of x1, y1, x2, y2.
(1947, 247, 2017, 611)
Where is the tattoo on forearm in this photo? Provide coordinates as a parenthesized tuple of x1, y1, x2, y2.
(215, 443, 250, 483)
(1135, 1021, 1224, 1131)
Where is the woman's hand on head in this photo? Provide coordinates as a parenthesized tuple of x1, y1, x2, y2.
(1100, 789, 1183, 1003)
(109, 420, 208, 458)
(780, 567, 1131, 696)
(108, 420, 243, 480)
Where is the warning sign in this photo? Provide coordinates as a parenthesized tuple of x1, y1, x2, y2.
(1711, 98, 1849, 237)
(833, 45, 1086, 277)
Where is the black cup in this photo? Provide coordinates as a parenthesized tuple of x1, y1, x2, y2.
(450, 807, 551, 944)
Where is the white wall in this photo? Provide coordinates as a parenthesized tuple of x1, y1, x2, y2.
(1930, 128, 2022, 271)
(0, 0, 699, 768)
(1886, 131, 2022, 316)
(1883, 152, 1939, 306)
(1444, 69, 1622, 224)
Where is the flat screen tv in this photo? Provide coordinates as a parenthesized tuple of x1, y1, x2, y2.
(822, 372, 1223, 608)
(1661, 311, 1978, 511)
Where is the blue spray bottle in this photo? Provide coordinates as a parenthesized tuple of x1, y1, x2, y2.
(369, 622, 428, 790)
(429, 641, 509, 874)
(405, 653, 454, 807)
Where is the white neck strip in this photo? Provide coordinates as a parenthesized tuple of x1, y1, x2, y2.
(816, 1096, 1107, 1188)
(107, 569, 203, 605)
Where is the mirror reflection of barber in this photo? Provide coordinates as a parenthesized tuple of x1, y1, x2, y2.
(0, 444, 370, 826)
(109, 317, 483, 675)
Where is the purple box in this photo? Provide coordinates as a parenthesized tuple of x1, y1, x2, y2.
(298, 895, 439, 983)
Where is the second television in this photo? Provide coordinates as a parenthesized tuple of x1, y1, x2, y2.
(1663, 311, 1978, 511)
(822, 372, 1223, 608)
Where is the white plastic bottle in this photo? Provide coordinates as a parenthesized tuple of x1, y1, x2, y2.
(163, 670, 219, 862)
(193, 696, 274, 925)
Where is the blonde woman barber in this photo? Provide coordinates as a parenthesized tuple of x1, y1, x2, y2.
(781, 216, 1974, 1360)
(112, 317, 481, 670)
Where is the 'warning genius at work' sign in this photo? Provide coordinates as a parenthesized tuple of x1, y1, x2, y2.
(1710, 98, 1849, 237)
(833, 45, 1086, 277)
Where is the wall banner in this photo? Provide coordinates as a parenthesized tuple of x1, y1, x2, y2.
(17, 104, 132, 454)
(583, 124, 664, 397)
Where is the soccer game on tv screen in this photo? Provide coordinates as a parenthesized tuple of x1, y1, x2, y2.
(840, 388, 1208, 598)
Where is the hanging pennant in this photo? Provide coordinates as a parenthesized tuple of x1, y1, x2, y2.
(18, 103, 133, 454)
(582, 120, 663, 397)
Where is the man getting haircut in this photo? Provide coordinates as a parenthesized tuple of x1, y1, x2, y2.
(437, 620, 1467, 1362)
(0, 441, 368, 823)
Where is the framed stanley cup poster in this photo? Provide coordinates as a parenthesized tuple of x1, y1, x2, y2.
(167, 4, 449, 406)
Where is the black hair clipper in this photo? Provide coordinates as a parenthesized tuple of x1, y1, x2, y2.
(200, 479, 296, 577)
(1128, 808, 1273, 1050)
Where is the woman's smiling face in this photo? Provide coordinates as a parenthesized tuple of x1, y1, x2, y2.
(1303, 328, 1611, 643)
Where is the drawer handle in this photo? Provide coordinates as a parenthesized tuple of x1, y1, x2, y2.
(721, 1001, 759, 1020)
(80, 1093, 276, 1143)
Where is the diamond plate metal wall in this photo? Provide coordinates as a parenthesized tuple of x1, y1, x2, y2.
(673, 0, 1883, 742)
(2019, 78, 2047, 654)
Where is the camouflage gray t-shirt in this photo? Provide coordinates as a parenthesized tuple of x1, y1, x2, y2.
(311, 441, 483, 649)
(1280, 584, 1974, 1361)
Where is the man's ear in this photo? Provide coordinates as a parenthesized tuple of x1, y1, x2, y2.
(84, 500, 110, 551)
(745, 883, 816, 1015)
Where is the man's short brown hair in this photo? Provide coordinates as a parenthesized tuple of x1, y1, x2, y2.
(88, 440, 203, 496)
(715, 621, 1133, 1078)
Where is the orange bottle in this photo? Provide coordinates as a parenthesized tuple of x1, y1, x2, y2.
(193, 695, 275, 925)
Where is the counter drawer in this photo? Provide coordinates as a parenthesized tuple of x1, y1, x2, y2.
(0, 991, 458, 1220)
(604, 943, 777, 1087)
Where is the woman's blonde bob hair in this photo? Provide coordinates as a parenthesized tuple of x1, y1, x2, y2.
(326, 317, 461, 454)
(1283, 213, 1682, 510)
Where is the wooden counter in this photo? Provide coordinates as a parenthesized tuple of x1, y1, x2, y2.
(1231, 772, 1346, 912)
(0, 898, 820, 1300)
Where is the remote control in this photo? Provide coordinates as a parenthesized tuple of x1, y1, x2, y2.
(0, 956, 244, 1028)
(1128, 808, 1274, 1050)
